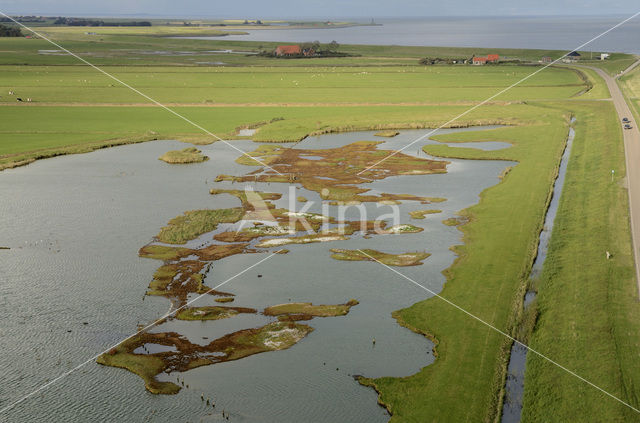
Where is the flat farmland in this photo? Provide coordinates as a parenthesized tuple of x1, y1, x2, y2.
(0, 65, 586, 105)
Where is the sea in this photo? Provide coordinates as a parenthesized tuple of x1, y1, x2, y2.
(182, 15, 640, 54)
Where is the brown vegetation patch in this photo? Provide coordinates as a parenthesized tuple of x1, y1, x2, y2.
(97, 321, 313, 394)
(216, 141, 448, 203)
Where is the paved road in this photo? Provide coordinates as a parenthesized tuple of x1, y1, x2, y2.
(619, 59, 640, 77)
(586, 61, 640, 296)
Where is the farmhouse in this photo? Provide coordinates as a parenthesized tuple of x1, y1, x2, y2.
(472, 54, 499, 65)
(275, 45, 301, 56)
(541, 56, 553, 63)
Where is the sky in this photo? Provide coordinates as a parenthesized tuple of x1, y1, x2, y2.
(2, 0, 638, 19)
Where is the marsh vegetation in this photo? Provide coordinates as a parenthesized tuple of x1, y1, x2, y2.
(158, 147, 208, 164)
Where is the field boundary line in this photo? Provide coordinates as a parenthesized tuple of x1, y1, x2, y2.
(355, 249, 640, 415)
(0, 11, 282, 175)
(0, 251, 282, 415)
(358, 11, 640, 175)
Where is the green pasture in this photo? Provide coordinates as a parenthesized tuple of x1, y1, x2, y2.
(365, 104, 571, 421)
(0, 103, 548, 167)
(620, 66, 640, 117)
(0, 30, 634, 68)
(522, 101, 640, 421)
(0, 64, 585, 104)
(582, 52, 638, 76)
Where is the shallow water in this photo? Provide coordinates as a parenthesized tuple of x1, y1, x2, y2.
(0, 128, 512, 422)
(133, 344, 178, 355)
(177, 16, 640, 54)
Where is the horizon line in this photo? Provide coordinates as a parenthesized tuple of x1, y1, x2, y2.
(2, 13, 638, 20)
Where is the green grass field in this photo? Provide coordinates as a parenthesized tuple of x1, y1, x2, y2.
(364, 105, 571, 421)
(365, 99, 640, 421)
(620, 65, 640, 118)
(571, 66, 611, 99)
(582, 52, 639, 76)
(0, 28, 632, 67)
(0, 102, 559, 170)
(521, 101, 640, 421)
(1, 27, 625, 173)
(0, 34, 597, 170)
(0, 65, 584, 105)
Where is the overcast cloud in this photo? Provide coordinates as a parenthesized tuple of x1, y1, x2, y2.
(1, 0, 637, 19)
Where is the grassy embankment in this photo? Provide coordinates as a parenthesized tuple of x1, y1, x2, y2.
(570, 65, 612, 99)
(361, 105, 572, 421)
(519, 99, 640, 419)
(620, 64, 640, 118)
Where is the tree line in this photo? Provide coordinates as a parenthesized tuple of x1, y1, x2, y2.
(0, 16, 46, 23)
(0, 24, 23, 37)
(53, 17, 151, 27)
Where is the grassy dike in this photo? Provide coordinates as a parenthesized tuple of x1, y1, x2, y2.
(360, 105, 571, 421)
(521, 101, 640, 420)
(619, 65, 640, 118)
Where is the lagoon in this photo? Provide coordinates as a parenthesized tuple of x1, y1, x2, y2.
(0, 128, 512, 422)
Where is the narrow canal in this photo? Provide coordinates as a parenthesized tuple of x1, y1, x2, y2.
(500, 119, 576, 422)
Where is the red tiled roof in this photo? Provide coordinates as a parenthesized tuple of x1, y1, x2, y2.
(473, 57, 487, 62)
(275, 45, 301, 55)
(487, 54, 500, 62)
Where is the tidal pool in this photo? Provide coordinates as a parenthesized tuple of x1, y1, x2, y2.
(0, 128, 513, 422)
